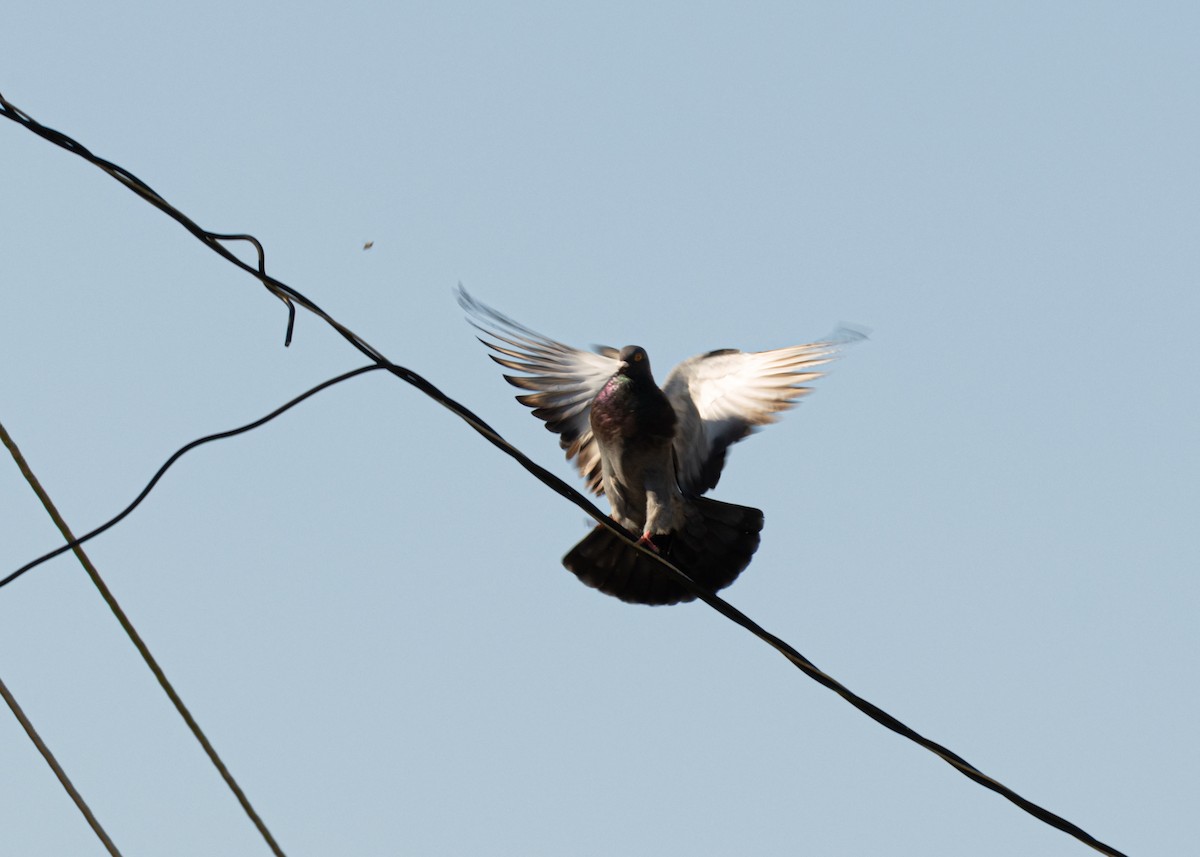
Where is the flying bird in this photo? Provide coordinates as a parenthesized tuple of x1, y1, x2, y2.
(459, 286, 849, 605)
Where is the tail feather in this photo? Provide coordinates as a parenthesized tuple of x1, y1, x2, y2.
(562, 498, 764, 605)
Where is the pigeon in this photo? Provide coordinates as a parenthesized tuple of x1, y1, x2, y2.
(458, 286, 848, 605)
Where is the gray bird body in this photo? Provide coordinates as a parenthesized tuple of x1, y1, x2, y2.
(458, 286, 846, 605)
(588, 345, 683, 540)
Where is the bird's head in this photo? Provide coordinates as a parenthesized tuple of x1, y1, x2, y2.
(617, 345, 653, 380)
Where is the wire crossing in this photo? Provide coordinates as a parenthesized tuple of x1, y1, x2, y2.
(1, 367, 384, 589)
(1, 92, 1130, 857)
(0, 420, 287, 857)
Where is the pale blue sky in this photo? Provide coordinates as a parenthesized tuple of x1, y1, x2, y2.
(2, 3, 1196, 855)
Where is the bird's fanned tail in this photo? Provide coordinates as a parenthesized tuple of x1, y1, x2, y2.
(562, 498, 764, 605)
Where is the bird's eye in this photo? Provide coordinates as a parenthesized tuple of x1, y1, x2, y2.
(634, 352, 644, 362)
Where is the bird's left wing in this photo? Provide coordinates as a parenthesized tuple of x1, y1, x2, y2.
(664, 341, 843, 495)
(458, 286, 620, 495)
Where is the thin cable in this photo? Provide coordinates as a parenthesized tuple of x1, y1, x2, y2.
(1, 92, 1129, 857)
(2, 365, 385, 588)
(0, 673, 123, 856)
(0, 420, 287, 857)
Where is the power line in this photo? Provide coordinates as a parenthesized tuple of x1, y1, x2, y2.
(0, 419, 287, 857)
(1, 365, 384, 589)
(1, 672, 123, 856)
(0, 92, 1130, 857)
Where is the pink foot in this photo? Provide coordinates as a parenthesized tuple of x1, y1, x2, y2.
(636, 532, 661, 553)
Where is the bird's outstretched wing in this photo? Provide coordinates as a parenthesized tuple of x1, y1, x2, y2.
(664, 342, 843, 495)
(458, 286, 620, 495)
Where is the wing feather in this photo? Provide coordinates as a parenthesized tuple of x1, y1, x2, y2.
(665, 341, 844, 494)
(458, 286, 618, 495)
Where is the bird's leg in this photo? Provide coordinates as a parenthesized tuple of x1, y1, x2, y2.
(640, 466, 682, 555)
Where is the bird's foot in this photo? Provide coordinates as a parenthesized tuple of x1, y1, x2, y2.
(636, 532, 661, 553)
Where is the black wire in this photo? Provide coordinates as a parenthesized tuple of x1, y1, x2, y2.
(0, 673, 123, 855)
(1, 418, 289, 857)
(1, 92, 1130, 857)
(0, 365, 385, 589)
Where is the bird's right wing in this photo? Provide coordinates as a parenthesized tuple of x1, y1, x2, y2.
(458, 286, 619, 495)
(664, 341, 845, 495)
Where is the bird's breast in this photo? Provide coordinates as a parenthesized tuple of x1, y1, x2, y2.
(590, 376, 676, 447)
